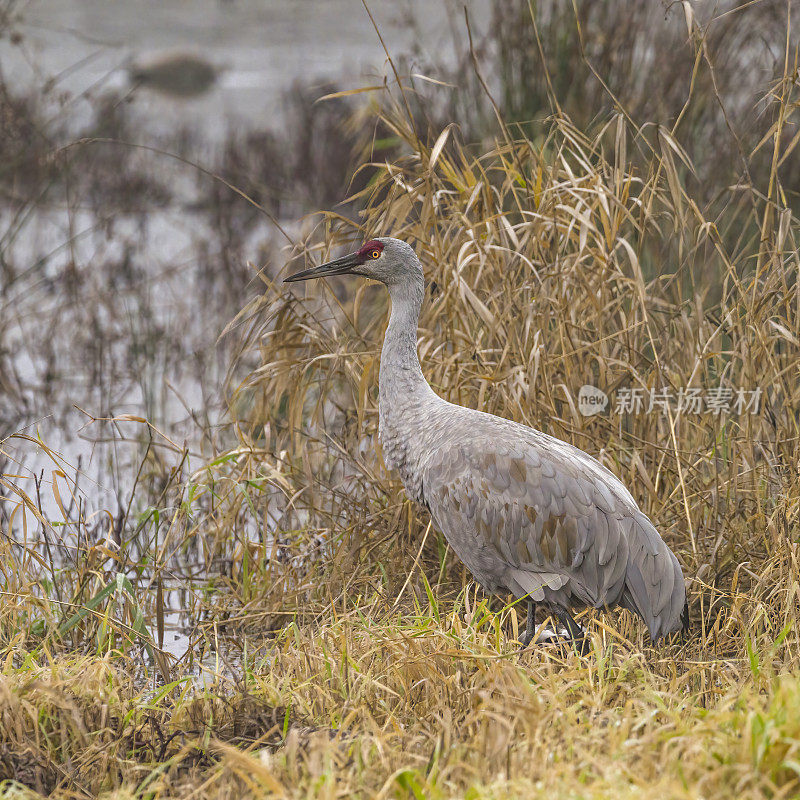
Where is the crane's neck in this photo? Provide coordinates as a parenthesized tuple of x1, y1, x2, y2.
(377, 274, 437, 499)
(379, 276, 429, 395)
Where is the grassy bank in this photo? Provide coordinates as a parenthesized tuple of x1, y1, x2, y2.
(2, 1, 800, 798)
(0, 607, 799, 798)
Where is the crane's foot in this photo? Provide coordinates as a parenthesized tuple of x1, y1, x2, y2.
(518, 625, 569, 649)
(518, 601, 590, 656)
(518, 599, 569, 649)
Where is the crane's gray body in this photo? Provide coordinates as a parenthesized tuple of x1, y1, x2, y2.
(288, 236, 687, 642)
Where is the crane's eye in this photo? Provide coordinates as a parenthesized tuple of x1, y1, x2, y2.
(370, 249, 381, 259)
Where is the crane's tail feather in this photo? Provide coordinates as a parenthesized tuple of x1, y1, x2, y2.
(620, 513, 686, 642)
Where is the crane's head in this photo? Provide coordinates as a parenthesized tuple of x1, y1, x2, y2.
(284, 237, 422, 288)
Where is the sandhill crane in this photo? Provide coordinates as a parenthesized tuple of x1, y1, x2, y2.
(286, 237, 688, 650)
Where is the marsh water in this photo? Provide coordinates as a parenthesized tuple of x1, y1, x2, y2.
(0, 0, 489, 666)
(1, 0, 490, 498)
(3, 0, 487, 139)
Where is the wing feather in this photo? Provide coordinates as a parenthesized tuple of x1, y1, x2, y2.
(423, 437, 628, 608)
(417, 409, 685, 638)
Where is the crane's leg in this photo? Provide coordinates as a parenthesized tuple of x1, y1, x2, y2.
(555, 609, 590, 656)
(519, 599, 566, 650)
(518, 599, 537, 648)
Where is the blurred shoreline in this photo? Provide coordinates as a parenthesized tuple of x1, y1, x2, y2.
(2, 0, 488, 140)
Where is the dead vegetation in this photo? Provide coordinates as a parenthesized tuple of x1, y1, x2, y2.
(1, 1, 800, 798)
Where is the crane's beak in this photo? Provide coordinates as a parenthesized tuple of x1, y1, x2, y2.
(284, 251, 361, 282)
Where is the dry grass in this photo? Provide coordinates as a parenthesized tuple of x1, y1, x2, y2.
(1, 2, 800, 798)
(0, 602, 799, 798)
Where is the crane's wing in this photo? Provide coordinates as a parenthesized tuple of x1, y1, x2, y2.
(420, 417, 685, 639)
